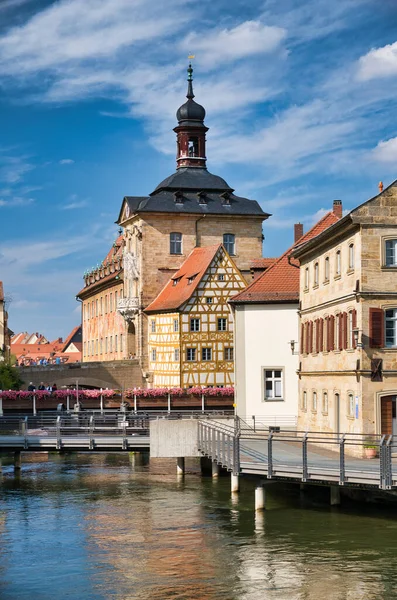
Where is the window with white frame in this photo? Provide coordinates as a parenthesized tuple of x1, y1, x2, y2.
(224, 347, 234, 360)
(223, 233, 235, 255)
(385, 239, 397, 267)
(348, 311, 354, 349)
(206, 296, 213, 304)
(385, 309, 397, 347)
(174, 319, 179, 332)
(218, 318, 227, 331)
(151, 320, 156, 333)
(302, 391, 307, 411)
(314, 262, 319, 286)
(170, 232, 182, 255)
(263, 369, 283, 401)
(218, 273, 225, 281)
(186, 348, 196, 361)
(151, 348, 156, 361)
(312, 391, 317, 412)
(336, 250, 341, 276)
(304, 267, 309, 289)
(202, 347, 212, 361)
(348, 243, 355, 270)
(322, 392, 328, 414)
(190, 318, 200, 332)
(347, 393, 354, 417)
(174, 348, 180, 361)
(324, 256, 330, 281)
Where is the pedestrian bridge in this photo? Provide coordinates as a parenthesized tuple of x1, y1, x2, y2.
(198, 418, 396, 491)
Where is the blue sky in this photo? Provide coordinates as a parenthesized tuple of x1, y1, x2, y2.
(1, 0, 397, 340)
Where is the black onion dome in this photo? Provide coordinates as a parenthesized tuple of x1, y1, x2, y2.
(176, 99, 206, 124)
(176, 63, 206, 125)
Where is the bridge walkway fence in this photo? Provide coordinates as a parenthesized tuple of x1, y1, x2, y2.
(197, 417, 397, 491)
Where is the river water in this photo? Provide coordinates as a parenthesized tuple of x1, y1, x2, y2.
(0, 453, 397, 600)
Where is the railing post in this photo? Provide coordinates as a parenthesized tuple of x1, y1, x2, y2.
(66, 394, 70, 413)
(201, 393, 205, 414)
(268, 431, 273, 479)
(216, 429, 220, 462)
(253, 415, 256, 433)
(167, 393, 171, 414)
(33, 394, 37, 417)
(302, 433, 308, 482)
(89, 415, 94, 450)
(0, 394, 3, 417)
(385, 435, 393, 489)
(227, 432, 231, 470)
(23, 416, 28, 449)
(379, 435, 386, 489)
(221, 432, 225, 465)
(339, 434, 345, 485)
(56, 415, 61, 450)
(134, 394, 137, 413)
(100, 389, 104, 415)
(233, 429, 240, 475)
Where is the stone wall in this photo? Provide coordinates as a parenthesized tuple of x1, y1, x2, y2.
(17, 359, 145, 391)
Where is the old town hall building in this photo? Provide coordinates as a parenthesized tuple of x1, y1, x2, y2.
(78, 64, 268, 385)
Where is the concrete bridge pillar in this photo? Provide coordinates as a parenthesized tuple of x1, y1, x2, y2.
(330, 486, 341, 506)
(177, 457, 185, 476)
(14, 452, 21, 472)
(212, 461, 220, 478)
(255, 485, 266, 511)
(231, 473, 239, 493)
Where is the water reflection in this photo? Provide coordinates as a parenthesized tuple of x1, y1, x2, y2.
(0, 454, 396, 599)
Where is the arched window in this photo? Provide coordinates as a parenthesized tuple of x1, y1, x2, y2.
(324, 257, 330, 281)
(336, 250, 341, 276)
(170, 232, 182, 255)
(223, 233, 235, 255)
(302, 391, 307, 411)
(304, 267, 309, 290)
(322, 392, 328, 414)
(312, 391, 317, 412)
(348, 243, 354, 270)
(314, 262, 319, 286)
(347, 393, 354, 417)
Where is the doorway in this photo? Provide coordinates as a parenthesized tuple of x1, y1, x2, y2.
(380, 396, 397, 435)
(127, 322, 136, 358)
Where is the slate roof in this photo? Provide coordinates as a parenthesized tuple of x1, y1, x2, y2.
(144, 245, 221, 313)
(117, 168, 268, 221)
(231, 211, 341, 304)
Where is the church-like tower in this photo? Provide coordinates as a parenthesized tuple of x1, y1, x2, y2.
(80, 64, 269, 381)
(174, 63, 208, 169)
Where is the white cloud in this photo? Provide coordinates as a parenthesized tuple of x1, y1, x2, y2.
(0, 0, 187, 75)
(61, 200, 89, 210)
(371, 137, 397, 163)
(182, 21, 286, 66)
(59, 158, 74, 165)
(357, 41, 397, 81)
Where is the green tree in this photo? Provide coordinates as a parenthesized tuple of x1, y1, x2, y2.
(0, 363, 23, 390)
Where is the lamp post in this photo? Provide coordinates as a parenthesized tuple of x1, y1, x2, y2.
(289, 340, 297, 355)
(76, 379, 79, 408)
(352, 328, 362, 348)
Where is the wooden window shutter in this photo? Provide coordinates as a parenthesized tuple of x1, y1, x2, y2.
(301, 323, 304, 354)
(342, 313, 348, 350)
(325, 317, 330, 352)
(319, 318, 324, 353)
(369, 308, 384, 348)
(305, 322, 309, 354)
(329, 315, 335, 351)
(308, 321, 312, 354)
(352, 309, 357, 349)
(338, 314, 343, 351)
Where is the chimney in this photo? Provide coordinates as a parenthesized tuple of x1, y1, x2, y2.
(333, 200, 343, 219)
(294, 223, 304, 243)
(379, 181, 384, 193)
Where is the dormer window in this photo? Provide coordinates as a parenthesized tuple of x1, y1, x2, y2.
(187, 274, 197, 285)
(197, 191, 207, 204)
(172, 277, 182, 286)
(221, 192, 231, 205)
(174, 191, 183, 204)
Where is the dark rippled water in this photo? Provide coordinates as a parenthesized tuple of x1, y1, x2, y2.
(0, 453, 397, 599)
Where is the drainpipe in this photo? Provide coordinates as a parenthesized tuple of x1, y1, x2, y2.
(195, 215, 206, 247)
(288, 255, 300, 269)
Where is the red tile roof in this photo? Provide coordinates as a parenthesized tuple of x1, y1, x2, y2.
(145, 245, 221, 313)
(231, 211, 340, 304)
(250, 258, 277, 269)
(61, 325, 82, 352)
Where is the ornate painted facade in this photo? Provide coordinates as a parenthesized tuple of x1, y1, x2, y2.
(145, 245, 247, 387)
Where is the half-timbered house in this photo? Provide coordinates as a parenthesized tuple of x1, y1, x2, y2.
(144, 244, 247, 387)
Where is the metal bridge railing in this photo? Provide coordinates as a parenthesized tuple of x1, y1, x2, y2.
(197, 418, 396, 490)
